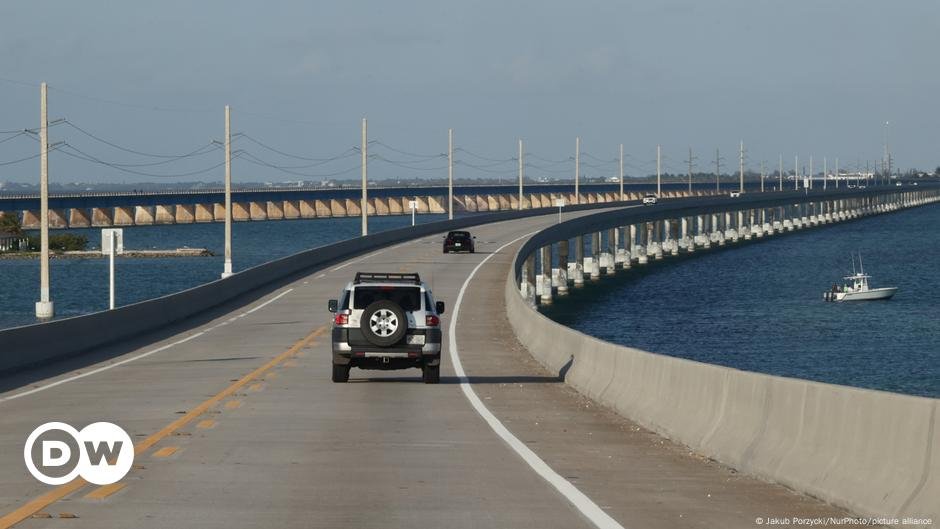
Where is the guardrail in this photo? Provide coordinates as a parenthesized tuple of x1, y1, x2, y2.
(505, 184, 940, 524)
(0, 199, 620, 375)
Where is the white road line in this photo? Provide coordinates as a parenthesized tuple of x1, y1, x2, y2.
(0, 288, 294, 403)
(447, 233, 626, 529)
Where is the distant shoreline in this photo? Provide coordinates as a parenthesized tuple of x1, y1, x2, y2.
(0, 248, 213, 259)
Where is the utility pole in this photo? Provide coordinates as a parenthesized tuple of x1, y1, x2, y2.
(779, 154, 783, 191)
(809, 155, 814, 189)
(794, 155, 799, 190)
(448, 128, 453, 220)
(656, 144, 662, 196)
(361, 118, 368, 236)
(715, 148, 721, 193)
(221, 105, 233, 279)
(738, 140, 744, 193)
(884, 121, 890, 180)
(518, 139, 524, 210)
(835, 157, 840, 188)
(823, 157, 828, 190)
(35, 82, 53, 318)
(686, 147, 694, 194)
(575, 136, 580, 204)
(619, 143, 624, 200)
(760, 160, 765, 192)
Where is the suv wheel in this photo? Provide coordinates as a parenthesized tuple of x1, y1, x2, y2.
(332, 363, 350, 383)
(360, 300, 407, 347)
(422, 364, 440, 384)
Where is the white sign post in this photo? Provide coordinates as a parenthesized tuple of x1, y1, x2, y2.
(554, 198, 566, 224)
(409, 200, 417, 226)
(101, 229, 123, 310)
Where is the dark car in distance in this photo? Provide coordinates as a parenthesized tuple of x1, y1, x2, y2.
(443, 231, 475, 253)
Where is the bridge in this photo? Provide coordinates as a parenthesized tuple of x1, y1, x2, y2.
(0, 185, 937, 528)
(0, 183, 704, 229)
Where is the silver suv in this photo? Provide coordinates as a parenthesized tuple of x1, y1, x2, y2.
(328, 272, 445, 384)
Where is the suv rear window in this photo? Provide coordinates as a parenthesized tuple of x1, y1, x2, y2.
(448, 231, 470, 238)
(353, 286, 422, 311)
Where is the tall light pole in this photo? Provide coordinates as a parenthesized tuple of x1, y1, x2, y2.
(738, 140, 744, 193)
(361, 118, 368, 236)
(885, 121, 891, 178)
(823, 157, 828, 190)
(687, 147, 693, 194)
(835, 157, 839, 188)
(35, 82, 53, 318)
(794, 155, 799, 190)
(809, 155, 814, 189)
(760, 160, 765, 192)
(656, 144, 662, 196)
(575, 136, 580, 204)
(518, 139, 524, 210)
(448, 128, 454, 220)
(779, 154, 783, 191)
(221, 105, 233, 279)
(715, 148, 721, 193)
(619, 143, 624, 201)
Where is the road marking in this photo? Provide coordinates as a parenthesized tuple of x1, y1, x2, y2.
(448, 232, 626, 529)
(0, 289, 294, 404)
(0, 327, 325, 528)
(83, 483, 126, 500)
(248, 382, 263, 392)
(153, 446, 179, 458)
(224, 400, 242, 409)
(196, 419, 216, 429)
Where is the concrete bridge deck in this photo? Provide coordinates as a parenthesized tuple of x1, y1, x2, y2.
(0, 206, 849, 529)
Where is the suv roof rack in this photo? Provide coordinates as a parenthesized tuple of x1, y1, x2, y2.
(354, 272, 422, 285)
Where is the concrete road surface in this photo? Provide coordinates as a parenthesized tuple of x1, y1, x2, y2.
(0, 208, 850, 528)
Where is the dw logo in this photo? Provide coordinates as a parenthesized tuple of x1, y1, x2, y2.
(23, 422, 134, 485)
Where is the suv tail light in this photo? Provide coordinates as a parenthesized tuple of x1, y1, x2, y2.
(334, 313, 349, 325)
(425, 314, 440, 326)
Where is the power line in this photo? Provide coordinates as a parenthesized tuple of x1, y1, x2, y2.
(239, 133, 358, 162)
(371, 140, 444, 159)
(238, 150, 362, 178)
(454, 147, 514, 163)
(64, 120, 214, 159)
(58, 143, 230, 178)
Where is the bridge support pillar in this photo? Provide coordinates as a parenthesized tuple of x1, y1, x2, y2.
(283, 200, 301, 219)
(521, 253, 536, 306)
(614, 227, 628, 267)
(175, 204, 195, 224)
(604, 228, 616, 274)
(572, 235, 585, 287)
(92, 207, 114, 227)
(540, 245, 553, 305)
(557, 240, 569, 296)
(155, 205, 175, 224)
(113, 207, 134, 226)
(680, 217, 693, 252)
(637, 223, 648, 264)
(195, 204, 214, 223)
(589, 232, 601, 280)
(134, 206, 154, 225)
(69, 208, 91, 228)
(266, 201, 284, 220)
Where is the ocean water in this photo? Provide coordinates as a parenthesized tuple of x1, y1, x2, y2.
(541, 204, 940, 398)
(0, 214, 453, 329)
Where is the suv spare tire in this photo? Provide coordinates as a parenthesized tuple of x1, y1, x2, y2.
(360, 300, 407, 347)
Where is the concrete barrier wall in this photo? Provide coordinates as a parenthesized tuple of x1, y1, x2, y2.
(0, 200, 624, 375)
(505, 239, 939, 525)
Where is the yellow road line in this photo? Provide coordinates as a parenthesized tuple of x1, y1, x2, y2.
(224, 400, 242, 410)
(83, 483, 126, 500)
(196, 419, 216, 429)
(0, 325, 325, 529)
(248, 382, 263, 392)
(152, 446, 179, 458)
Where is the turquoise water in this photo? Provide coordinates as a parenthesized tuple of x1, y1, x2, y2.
(0, 214, 452, 329)
(541, 205, 940, 398)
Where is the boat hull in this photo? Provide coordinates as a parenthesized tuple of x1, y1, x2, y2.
(836, 287, 897, 302)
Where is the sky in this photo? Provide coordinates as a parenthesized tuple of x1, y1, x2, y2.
(0, 0, 937, 184)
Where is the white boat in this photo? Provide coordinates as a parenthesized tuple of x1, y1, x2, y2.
(823, 255, 897, 302)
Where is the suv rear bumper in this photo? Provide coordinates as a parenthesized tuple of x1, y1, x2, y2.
(332, 327, 442, 368)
